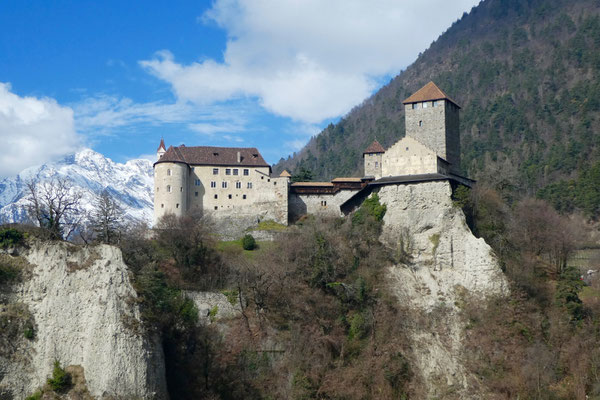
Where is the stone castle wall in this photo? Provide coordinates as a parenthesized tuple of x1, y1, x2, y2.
(381, 136, 439, 177)
(154, 162, 188, 223)
(404, 99, 460, 172)
(364, 152, 382, 178)
(289, 189, 359, 221)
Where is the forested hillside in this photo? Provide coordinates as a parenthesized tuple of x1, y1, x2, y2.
(275, 0, 600, 216)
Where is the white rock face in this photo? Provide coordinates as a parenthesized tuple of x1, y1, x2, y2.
(378, 181, 508, 398)
(0, 241, 167, 399)
(185, 291, 241, 324)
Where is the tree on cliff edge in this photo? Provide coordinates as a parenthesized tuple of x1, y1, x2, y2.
(25, 177, 82, 240)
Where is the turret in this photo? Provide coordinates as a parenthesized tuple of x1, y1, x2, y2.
(153, 145, 189, 224)
(157, 138, 166, 160)
(363, 140, 385, 179)
(402, 82, 461, 173)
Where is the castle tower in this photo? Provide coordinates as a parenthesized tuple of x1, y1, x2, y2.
(157, 138, 166, 160)
(153, 146, 189, 224)
(402, 82, 461, 173)
(363, 140, 385, 179)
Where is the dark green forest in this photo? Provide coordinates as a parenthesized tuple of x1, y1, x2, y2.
(275, 0, 600, 216)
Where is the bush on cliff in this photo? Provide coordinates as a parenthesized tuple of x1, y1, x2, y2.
(47, 360, 72, 392)
(242, 234, 256, 251)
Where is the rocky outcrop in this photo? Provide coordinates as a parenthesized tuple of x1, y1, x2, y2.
(184, 291, 241, 324)
(378, 181, 508, 399)
(0, 241, 167, 399)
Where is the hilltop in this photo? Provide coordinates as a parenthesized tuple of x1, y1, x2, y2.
(275, 0, 600, 214)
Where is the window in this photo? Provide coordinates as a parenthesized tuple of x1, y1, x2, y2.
(274, 181, 277, 185)
(419, 121, 423, 127)
(167, 169, 171, 176)
(375, 161, 379, 167)
(412, 103, 417, 109)
(210, 181, 216, 188)
(176, 203, 179, 208)
(422, 102, 428, 108)
(195, 179, 201, 186)
(243, 169, 249, 176)
(214, 206, 218, 210)
(226, 168, 231, 175)
(161, 204, 164, 208)
(156, 187, 159, 192)
(214, 194, 218, 199)
(247, 182, 253, 189)
(433, 100, 439, 107)
(233, 169, 238, 175)
(180, 187, 183, 192)
(195, 192, 198, 197)
(243, 194, 247, 199)
(222, 182, 227, 188)
(268, 179, 270, 182)
(236, 182, 242, 189)
(167, 185, 171, 192)
(406, 147, 409, 151)
(213, 168, 219, 175)
(321, 200, 327, 206)
(228, 194, 232, 199)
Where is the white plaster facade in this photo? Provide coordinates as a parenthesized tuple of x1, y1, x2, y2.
(381, 136, 449, 177)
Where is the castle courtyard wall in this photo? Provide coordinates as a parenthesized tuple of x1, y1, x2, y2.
(382, 136, 439, 177)
(289, 189, 359, 221)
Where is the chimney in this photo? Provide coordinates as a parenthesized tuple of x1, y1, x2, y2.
(237, 151, 241, 163)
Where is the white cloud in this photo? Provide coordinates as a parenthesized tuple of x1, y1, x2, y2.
(0, 83, 81, 177)
(141, 0, 480, 123)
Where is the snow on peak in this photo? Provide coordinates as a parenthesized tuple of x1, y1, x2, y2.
(0, 149, 154, 226)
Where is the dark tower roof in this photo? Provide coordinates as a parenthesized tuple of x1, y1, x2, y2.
(402, 81, 461, 108)
(363, 140, 385, 154)
(157, 138, 166, 152)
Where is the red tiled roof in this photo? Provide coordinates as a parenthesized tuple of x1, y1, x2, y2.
(155, 145, 270, 167)
(402, 81, 460, 108)
(157, 138, 166, 152)
(363, 140, 385, 154)
(291, 182, 334, 187)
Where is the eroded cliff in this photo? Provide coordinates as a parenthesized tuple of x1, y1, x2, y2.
(0, 241, 167, 399)
(379, 181, 508, 398)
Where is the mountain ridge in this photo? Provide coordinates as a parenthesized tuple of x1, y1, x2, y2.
(275, 0, 600, 214)
(0, 148, 154, 226)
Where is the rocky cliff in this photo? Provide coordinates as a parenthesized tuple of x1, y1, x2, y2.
(379, 181, 508, 398)
(0, 240, 167, 399)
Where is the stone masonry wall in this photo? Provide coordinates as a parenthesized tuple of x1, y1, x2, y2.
(289, 189, 359, 221)
(381, 136, 440, 177)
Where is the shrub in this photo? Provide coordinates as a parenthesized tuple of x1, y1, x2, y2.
(352, 192, 387, 226)
(242, 234, 256, 251)
(47, 360, 72, 392)
(25, 390, 42, 400)
(0, 228, 24, 248)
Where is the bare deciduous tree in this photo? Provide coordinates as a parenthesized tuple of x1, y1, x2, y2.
(90, 189, 124, 244)
(26, 177, 83, 240)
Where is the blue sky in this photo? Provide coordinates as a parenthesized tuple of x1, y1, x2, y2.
(0, 0, 480, 177)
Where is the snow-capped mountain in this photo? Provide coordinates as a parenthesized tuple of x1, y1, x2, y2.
(0, 148, 154, 226)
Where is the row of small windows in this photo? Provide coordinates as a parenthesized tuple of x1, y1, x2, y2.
(159, 182, 254, 191)
(211, 194, 248, 200)
(166, 168, 251, 176)
(411, 100, 442, 109)
(213, 168, 250, 176)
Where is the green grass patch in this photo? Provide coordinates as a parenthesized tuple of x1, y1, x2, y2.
(216, 240, 275, 260)
(253, 220, 287, 231)
(580, 286, 600, 302)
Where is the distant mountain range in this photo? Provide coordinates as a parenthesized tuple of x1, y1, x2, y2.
(275, 0, 600, 214)
(0, 149, 154, 227)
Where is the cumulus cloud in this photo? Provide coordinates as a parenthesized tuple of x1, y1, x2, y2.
(0, 83, 81, 177)
(141, 0, 480, 123)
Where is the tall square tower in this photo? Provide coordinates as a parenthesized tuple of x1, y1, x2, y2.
(402, 82, 461, 173)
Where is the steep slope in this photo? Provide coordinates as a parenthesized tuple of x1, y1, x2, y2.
(0, 240, 167, 398)
(276, 0, 600, 210)
(0, 149, 154, 226)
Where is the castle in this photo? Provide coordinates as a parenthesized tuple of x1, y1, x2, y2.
(153, 82, 473, 227)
